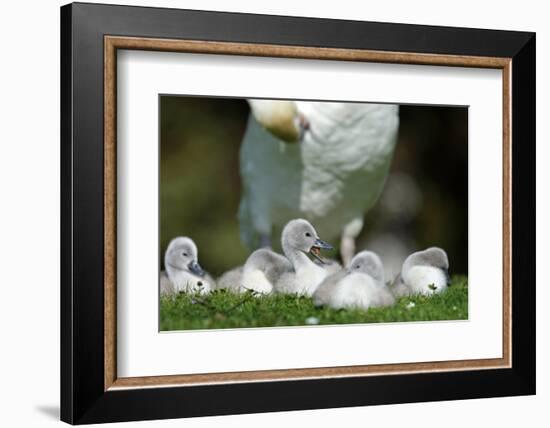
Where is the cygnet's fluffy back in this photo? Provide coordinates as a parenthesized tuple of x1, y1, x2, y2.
(313, 251, 394, 309)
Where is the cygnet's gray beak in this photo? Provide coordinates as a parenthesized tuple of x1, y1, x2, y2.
(188, 260, 205, 277)
(314, 238, 333, 250)
(309, 238, 333, 264)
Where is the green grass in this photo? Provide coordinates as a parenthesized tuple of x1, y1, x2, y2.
(160, 275, 468, 331)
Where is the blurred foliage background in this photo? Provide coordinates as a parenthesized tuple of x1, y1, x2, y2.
(160, 96, 467, 279)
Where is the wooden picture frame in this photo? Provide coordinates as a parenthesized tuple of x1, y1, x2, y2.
(61, 2, 535, 424)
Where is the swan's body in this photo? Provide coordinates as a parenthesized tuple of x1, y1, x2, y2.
(391, 247, 450, 297)
(240, 249, 291, 294)
(272, 219, 334, 296)
(274, 257, 327, 296)
(160, 270, 215, 296)
(160, 237, 214, 296)
(239, 100, 399, 263)
(233, 219, 333, 296)
(314, 271, 395, 310)
(313, 251, 394, 310)
(216, 266, 244, 292)
(217, 258, 340, 294)
(160, 271, 176, 295)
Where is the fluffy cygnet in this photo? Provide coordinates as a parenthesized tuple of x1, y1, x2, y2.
(160, 237, 214, 296)
(216, 266, 244, 292)
(240, 249, 292, 294)
(216, 219, 332, 295)
(313, 251, 394, 310)
(390, 247, 450, 297)
(273, 219, 333, 296)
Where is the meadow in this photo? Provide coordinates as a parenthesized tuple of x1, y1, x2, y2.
(160, 275, 468, 331)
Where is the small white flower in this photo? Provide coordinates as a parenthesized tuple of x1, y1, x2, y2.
(305, 316, 320, 325)
(452, 306, 458, 311)
(406, 302, 416, 309)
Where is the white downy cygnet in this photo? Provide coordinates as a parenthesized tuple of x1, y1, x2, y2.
(391, 247, 450, 297)
(216, 266, 244, 292)
(160, 237, 214, 296)
(216, 257, 339, 294)
(313, 251, 394, 310)
(239, 249, 292, 294)
(273, 219, 334, 296)
(240, 219, 332, 296)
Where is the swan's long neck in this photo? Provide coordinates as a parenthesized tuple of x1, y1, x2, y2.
(282, 240, 327, 296)
(282, 241, 314, 273)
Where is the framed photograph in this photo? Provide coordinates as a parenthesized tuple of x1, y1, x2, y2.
(60, 2, 535, 424)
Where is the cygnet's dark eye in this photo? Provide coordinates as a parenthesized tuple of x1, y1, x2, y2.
(197, 281, 203, 286)
(182, 252, 188, 257)
(355, 265, 360, 269)
(305, 232, 311, 237)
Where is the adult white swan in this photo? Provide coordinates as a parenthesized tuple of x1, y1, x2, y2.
(239, 99, 399, 264)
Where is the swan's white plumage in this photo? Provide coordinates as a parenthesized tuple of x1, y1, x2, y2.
(405, 266, 448, 295)
(313, 251, 394, 309)
(216, 266, 243, 291)
(232, 219, 333, 296)
(274, 260, 327, 297)
(239, 101, 399, 249)
(239, 248, 291, 295)
(161, 270, 213, 295)
(317, 272, 395, 310)
(161, 237, 214, 295)
(391, 247, 450, 296)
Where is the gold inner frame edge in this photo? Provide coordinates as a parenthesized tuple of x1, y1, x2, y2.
(104, 36, 512, 391)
